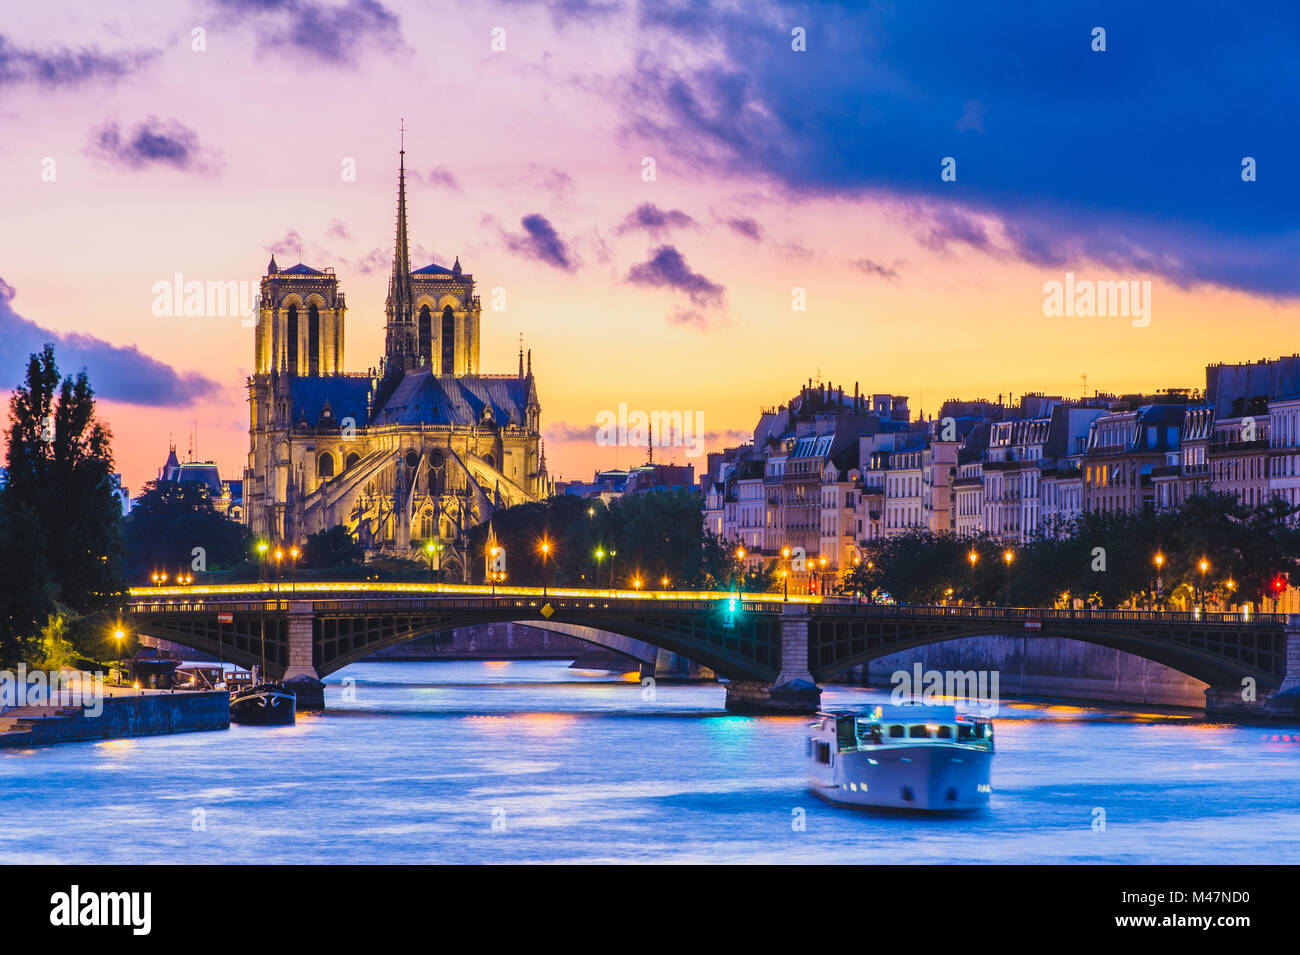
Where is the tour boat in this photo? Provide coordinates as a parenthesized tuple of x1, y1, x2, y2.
(229, 681, 296, 725)
(807, 703, 994, 811)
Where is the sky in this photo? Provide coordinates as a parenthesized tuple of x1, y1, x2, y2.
(1, 0, 1298, 494)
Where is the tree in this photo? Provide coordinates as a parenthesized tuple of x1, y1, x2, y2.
(123, 480, 251, 582)
(303, 525, 365, 570)
(2, 345, 125, 664)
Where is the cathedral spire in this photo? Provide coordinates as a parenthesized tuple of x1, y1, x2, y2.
(384, 120, 418, 371)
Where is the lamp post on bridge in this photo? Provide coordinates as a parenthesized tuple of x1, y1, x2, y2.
(1154, 552, 1165, 611)
(539, 538, 552, 598)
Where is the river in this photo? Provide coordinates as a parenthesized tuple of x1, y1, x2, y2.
(3, 660, 1300, 864)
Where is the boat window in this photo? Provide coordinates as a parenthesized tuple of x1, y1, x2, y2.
(860, 723, 883, 745)
(937, 725, 953, 739)
(909, 725, 931, 739)
(957, 724, 974, 740)
(816, 741, 832, 765)
(888, 724, 905, 738)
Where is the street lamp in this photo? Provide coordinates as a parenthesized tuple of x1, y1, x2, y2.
(1199, 557, 1209, 612)
(113, 627, 126, 686)
(424, 540, 442, 584)
(735, 546, 746, 598)
(661, 576, 670, 590)
(594, 547, 604, 590)
(1002, 548, 1015, 606)
(1154, 553, 1165, 610)
(539, 538, 552, 598)
(967, 550, 979, 605)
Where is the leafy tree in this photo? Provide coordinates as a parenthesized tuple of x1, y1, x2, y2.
(2, 345, 125, 664)
(304, 524, 365, 570)
(123, 480, 251, 583)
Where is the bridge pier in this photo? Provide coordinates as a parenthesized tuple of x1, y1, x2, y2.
(724, 604, 821, 715)
(1206, 614, 1300, 723)
(282, 602, 325, 711)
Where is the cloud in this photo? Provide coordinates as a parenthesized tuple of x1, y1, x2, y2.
(265, 230, 308, 264)
(626, 245, 725, 308)
(0, 33, 156, 87)
(852, 258, 900, 281)
(724, 216, 763, 240)
(917, 207, 995, 254)
(89, 117, 222, 174)
(616, 203, 697, 236)
(626, 2, 1300, 297)
(505, 214, 577, 271)
(211, 0, 401, 64)
(545, 421, 600, 442)
(327, 220, 351, 240)
(500, 0, 621, 24)
(0, 278, 217, 407)
(414, 166, 462, 191)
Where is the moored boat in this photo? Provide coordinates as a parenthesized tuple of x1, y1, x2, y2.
(807, 703, 993, 811)
(229, 682, 296, 725)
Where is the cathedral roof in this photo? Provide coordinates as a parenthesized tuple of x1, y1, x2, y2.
(411, 262, 455, 276)
(281, 263, 325, 275)
(370, 371, 532, 429)
(287, 376, 373, 427)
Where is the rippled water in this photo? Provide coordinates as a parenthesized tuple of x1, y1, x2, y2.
(3, 660, 1299, 864)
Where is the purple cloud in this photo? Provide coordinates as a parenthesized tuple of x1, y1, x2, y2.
(414, 166, 462, 191)
(545, 421, 600, 442)
(505, 214, 577, 271)
(617, 203, 697, 236)
(0, 278, 217, 407)
(0, 33, 156, 87)
(852, 258, 900, 281)
(90, 117, 221, 174)
(725, 217, 763, 241)
(626, 245, 725, 308)
(212, 0, 401, 65)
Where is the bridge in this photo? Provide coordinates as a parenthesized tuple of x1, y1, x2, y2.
(125, 582, 1300, 719)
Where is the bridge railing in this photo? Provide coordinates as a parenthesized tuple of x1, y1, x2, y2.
(811, 603, 1289, 625)
(127, 595, 773, 615)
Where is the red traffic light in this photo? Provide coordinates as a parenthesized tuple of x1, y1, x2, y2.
(1272, 576, 1287, 593)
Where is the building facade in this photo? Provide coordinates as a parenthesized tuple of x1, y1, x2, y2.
(243, 147, 549, 578)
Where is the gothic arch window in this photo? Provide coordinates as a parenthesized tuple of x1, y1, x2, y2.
(441, 306, 455, 375)
(345, 451, 361, 470)
(418, 305, 432, 367)
(318, 451, 336, 478)
(419, 510, 435, 540)
(286, 304, 299, 373)
(308, 303, 321, 375)
(405, 450, 420, 470)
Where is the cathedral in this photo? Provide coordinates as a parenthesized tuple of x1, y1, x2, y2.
(242, 144, 550, 580)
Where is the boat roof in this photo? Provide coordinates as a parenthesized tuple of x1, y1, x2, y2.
(821, 704, 961, 721)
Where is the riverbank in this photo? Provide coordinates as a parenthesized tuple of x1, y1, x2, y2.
(0, 687, 228, 748)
